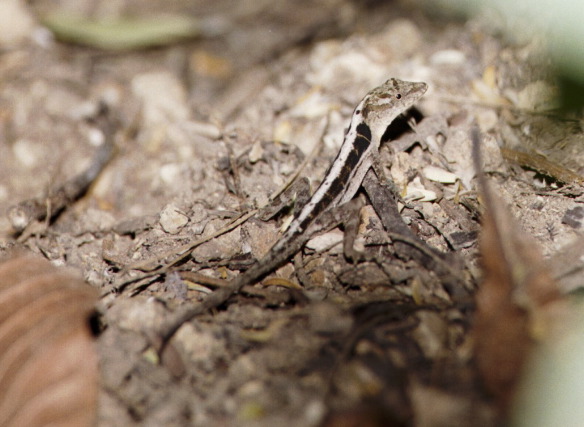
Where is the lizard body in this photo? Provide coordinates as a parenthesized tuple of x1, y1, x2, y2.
(270, 78, 427, 251)
(159, 78, 427, 343)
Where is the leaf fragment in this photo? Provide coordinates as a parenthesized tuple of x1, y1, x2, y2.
(0, 255, 99, 427)
(43, 13, 201, 51)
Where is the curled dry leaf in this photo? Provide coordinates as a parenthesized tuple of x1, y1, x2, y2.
(473, 179, 563, 414)
(0, 255, 99, 427)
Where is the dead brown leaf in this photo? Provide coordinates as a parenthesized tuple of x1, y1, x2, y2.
(0, 255, 99, 427)
(473, 129, 564, 414)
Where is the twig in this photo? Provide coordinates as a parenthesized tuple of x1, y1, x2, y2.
(7, 106, 116, 235)
(362, 169, 469, 297)
(117, 209, 258, 289)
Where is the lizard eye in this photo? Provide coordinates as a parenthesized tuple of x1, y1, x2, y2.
(395, 93, 402, 99)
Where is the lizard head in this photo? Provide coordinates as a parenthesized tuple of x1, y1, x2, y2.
(358, 78, 427, 142)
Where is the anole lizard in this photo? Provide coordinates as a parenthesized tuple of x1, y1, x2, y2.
(157, 78, 428, 345)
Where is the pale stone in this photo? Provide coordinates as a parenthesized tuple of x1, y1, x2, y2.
(159, 203, 189, 234)
(423, 166, 458, 184)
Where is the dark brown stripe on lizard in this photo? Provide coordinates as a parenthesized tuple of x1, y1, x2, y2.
(356, 122, 372, 142)
(354, 123, 371, 157)
(319, 123, 371, 181)
(298, 182, 340, 231)
(297, 123, 372, 232)
(298, 153, 358, 231)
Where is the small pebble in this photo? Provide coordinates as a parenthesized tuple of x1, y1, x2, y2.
(0, 0, 35, 47)
(159, 164, 182, 185)
(131, 72, 189, 125)
(430, 49, 466, 66)
(305, 230, 344, 252)
(159, 204, 189, 234)
(406, 178, 437, 202)
(13, 138, 38, 168)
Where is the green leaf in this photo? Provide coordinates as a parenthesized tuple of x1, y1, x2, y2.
(42, 13, 201, 51)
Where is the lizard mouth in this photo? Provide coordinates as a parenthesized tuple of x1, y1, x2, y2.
(404, 81, 428, 100)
